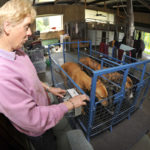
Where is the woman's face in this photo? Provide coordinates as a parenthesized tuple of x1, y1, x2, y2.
(9, 16, 32, 50)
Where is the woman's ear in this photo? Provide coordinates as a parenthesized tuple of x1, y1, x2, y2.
(3, 22, 12, 35)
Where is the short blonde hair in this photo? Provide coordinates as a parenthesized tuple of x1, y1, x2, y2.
(0, 0, 36, 34)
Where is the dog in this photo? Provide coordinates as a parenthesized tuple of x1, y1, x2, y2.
(80, 57, 133, 89)
(61, 62, 108, 106)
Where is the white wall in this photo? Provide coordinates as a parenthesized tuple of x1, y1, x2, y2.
(88, 30, 115, 45)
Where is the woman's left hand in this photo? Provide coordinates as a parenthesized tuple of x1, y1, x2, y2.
(48, 87, 66, 98)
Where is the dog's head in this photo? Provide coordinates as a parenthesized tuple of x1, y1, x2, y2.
(95, 80, 108, 106)
(80, 57, 101, 70)
(126, 76, 133, 89)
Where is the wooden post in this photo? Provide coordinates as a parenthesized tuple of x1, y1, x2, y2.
(126, 0, 135, 47)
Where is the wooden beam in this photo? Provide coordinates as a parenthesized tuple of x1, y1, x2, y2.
(87, 0, 109, 5)
(136, 0, 150, 10)
(126, 0, 135, 46)
(85, 0, 86, 9)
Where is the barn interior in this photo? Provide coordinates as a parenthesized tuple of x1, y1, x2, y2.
(0, 0, 150, 150)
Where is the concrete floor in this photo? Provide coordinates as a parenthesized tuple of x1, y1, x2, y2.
(129, 53, 150, 150)
(130, 133, 150, 150)
(38, 51, 150, 150)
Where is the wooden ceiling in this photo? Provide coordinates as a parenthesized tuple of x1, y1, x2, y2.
(32, 0, 150, 13)
(0, 0, 150, 13)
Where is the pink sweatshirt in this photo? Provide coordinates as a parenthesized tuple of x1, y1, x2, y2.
(0, 49, 68, 136)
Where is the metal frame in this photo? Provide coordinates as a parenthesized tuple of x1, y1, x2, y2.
(48, 41, 150, 141)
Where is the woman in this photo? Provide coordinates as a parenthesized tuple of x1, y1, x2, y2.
(0, 0, 89, 149)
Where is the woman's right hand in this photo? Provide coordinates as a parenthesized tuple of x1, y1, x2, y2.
(63, 94, 89, 111)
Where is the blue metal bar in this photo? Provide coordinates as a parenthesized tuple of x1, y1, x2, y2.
(120, 68, 130, 93)
(100, 75, 121, 89)
(47, 41, 90, 46)
(110, 65, 128, 124)
(77, 41, 80, 62)
(102, 58, 121, 66)
(90, 49, 123, 64)
(87, 73, 97, 141)
(139, 78, 150, 107)
(140, 63, 146, 81)
(132, 65, 150, 77)
(131, 84, 143, 108)
(47, 41, 91, 52)
(92, 60, 150, 77)
(130, 64, 148, 109)
(90, 126, 112, 137)
(63, 42, 66, 63)
(47, 46, 55, 86)
(89, 40, 92, 56)
(77, 118, 87, 133)
(78, 62, 94, 73)
(111, 95, 124, 126)
(123, 54, 138, 62)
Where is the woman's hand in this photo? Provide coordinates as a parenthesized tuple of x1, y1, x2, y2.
(41, 82, 66, 98)
(48, 87, 66, 98)
(63, 94, 89, 111)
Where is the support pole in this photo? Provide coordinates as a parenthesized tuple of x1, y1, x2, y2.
(126, 0, 135, 47)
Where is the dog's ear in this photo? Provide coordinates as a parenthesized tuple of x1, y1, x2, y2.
(126, 76, 133, 88)
(97, 80, 103, 86)
(96, 80, 108, 98)
(95, 81, 108, 106)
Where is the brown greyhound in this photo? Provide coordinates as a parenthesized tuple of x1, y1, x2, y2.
(61, 62, 108, 106)
(80, 57, 133, 89)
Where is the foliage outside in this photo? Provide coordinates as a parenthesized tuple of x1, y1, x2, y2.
(135, 30, 150, 55)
